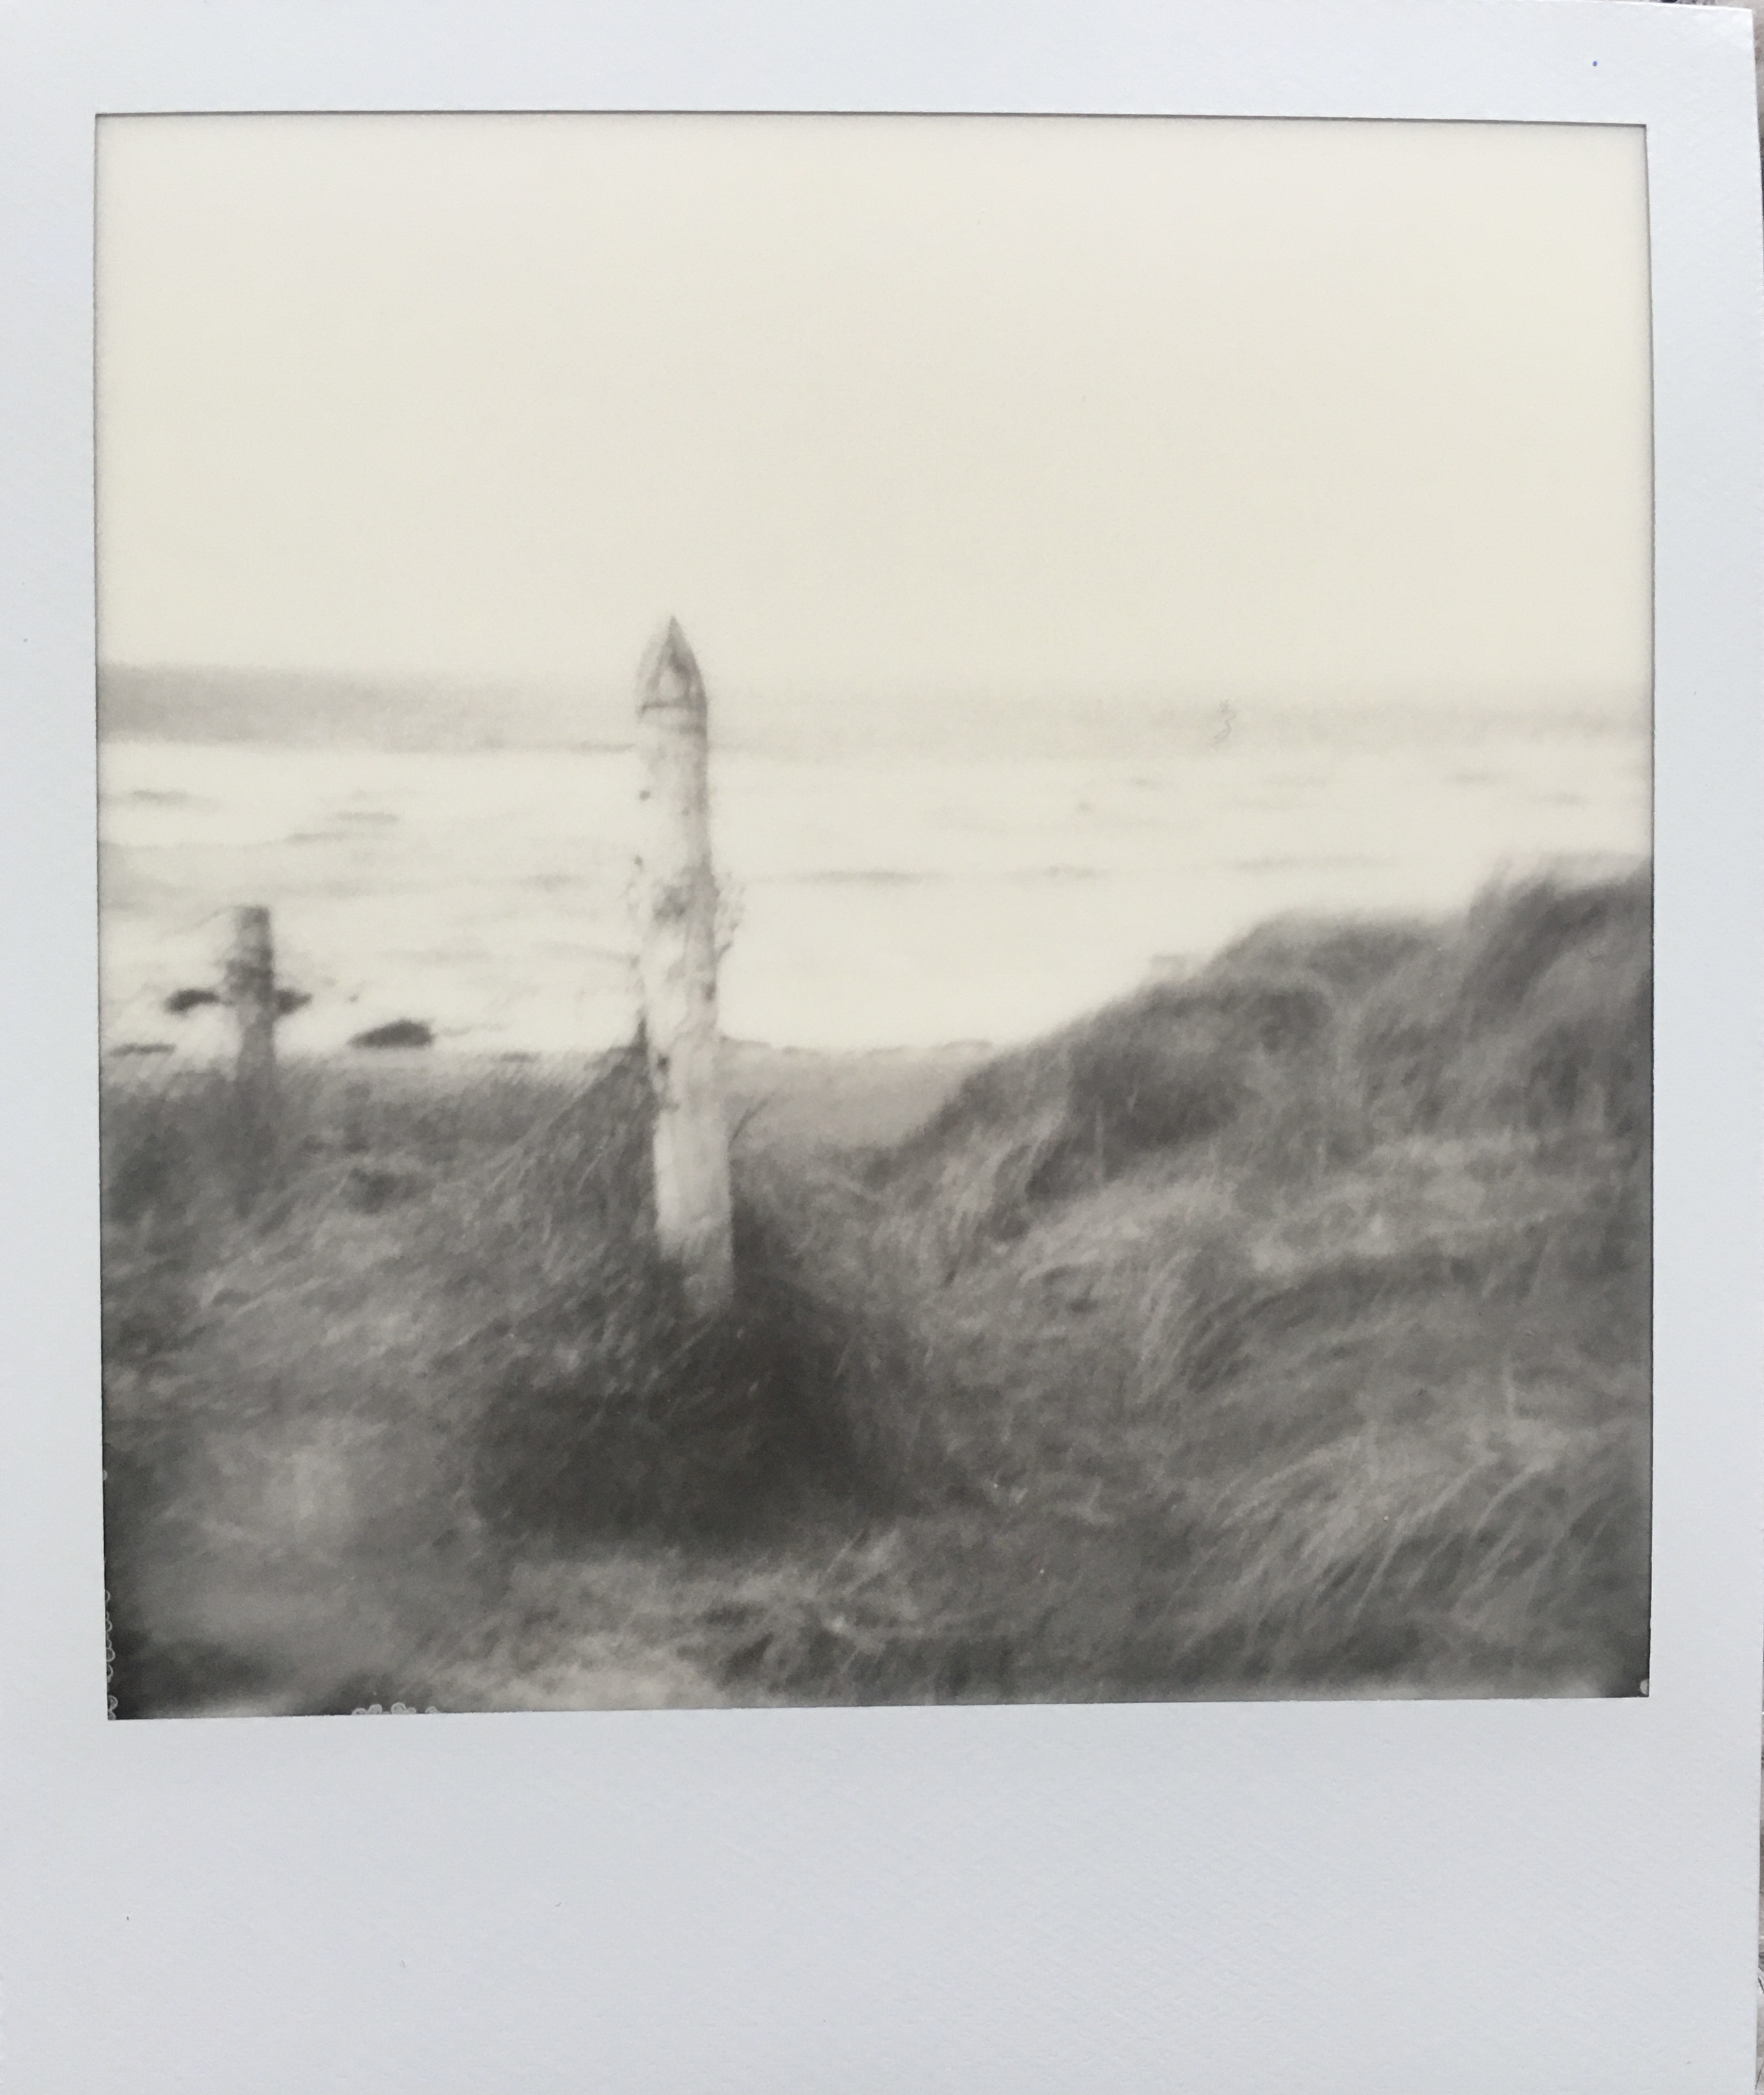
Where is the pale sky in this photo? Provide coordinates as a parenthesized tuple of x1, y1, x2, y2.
(97, 113, 1652, 716)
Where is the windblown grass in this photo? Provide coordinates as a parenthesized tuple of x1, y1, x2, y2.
(101, 866, 1651, 1715)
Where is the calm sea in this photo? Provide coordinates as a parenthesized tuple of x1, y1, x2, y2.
(98, 711, 1649, 1057)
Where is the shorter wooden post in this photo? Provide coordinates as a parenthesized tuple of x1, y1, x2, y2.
(634, 620, 735, 1316)
(225, 904, 278, 1208)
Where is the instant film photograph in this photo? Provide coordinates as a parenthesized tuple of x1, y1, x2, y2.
(97, 112, 1653, 1718)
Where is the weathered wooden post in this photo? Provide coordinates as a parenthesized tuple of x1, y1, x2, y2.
(634, 619, 735, 1315)
(224, 903, 279, 1208)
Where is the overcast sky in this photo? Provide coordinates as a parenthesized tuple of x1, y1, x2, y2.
(97, 113, 1652, 717)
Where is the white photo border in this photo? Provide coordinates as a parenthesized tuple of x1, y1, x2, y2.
(3, 3, 1761, 2090)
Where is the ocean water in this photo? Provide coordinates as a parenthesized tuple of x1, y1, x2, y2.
(98, 713, 1649, 1057)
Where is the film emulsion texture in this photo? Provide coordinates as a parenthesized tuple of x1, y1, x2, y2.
(97, 114, 1653, 1716)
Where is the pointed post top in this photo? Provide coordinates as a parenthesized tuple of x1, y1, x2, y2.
(638, 618, 706, 719)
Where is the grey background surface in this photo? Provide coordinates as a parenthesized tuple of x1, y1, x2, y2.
(3, 2, 1763, 2089)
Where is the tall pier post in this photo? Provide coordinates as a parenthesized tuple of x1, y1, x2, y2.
(633, 620, 734, 1314)
(225, 903, 278, 1209)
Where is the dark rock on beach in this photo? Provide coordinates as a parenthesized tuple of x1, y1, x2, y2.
(166, 984, 310, 1016)
(350, 1018, 435, 1050)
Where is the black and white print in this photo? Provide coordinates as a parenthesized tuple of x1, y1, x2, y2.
(98, 113, 1653, 1716)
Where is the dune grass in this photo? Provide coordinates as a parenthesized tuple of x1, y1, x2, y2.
(101, 866, 1651, 1715)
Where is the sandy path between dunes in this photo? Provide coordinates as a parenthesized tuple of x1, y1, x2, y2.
(136, 1536, 738, 1719)
(112, 1038, 994, 1721)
